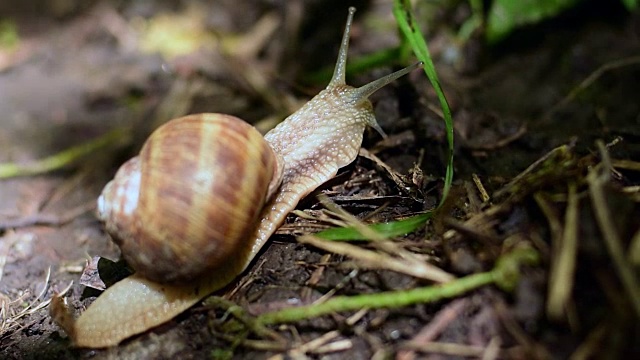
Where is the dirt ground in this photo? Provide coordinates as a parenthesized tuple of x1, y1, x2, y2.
(1, 1, 639, 359)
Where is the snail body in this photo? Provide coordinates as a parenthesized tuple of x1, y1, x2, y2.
(69, 7, 421, 347)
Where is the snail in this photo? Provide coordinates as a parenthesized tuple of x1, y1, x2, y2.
(65, 7, 422, 348)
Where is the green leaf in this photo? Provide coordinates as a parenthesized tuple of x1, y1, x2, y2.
(0, 19, 19, 49)
(316, 213, 432, 241)
(621, 0, 639, 10)
(486, 0, 581, 43)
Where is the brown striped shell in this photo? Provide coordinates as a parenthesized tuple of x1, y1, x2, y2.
(97, 113, 282, 283)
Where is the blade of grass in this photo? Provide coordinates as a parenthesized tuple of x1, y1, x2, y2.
(315, 212, 431, 241)
(587, 141, 640, 317)
(316, 194, 386, 242)
(298, 234, 455, 283)
(0, 128, 130, 179)
(546, 183, 579, 320)
(256, 247, 538, 325)
(393, 0, 454, 206)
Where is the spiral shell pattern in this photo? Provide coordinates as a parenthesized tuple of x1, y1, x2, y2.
(97, 114, 279, 283)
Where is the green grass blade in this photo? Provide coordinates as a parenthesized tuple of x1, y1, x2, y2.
(257, 247, 539, 325)
(315, 212, 432, 241)
(0, 128, 129, 179)
(393, 0, 454, 207)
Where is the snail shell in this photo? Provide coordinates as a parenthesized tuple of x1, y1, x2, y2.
(96, 114, 282, 283)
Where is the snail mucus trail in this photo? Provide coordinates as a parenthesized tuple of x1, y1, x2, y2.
(60, 7, 423, 348)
